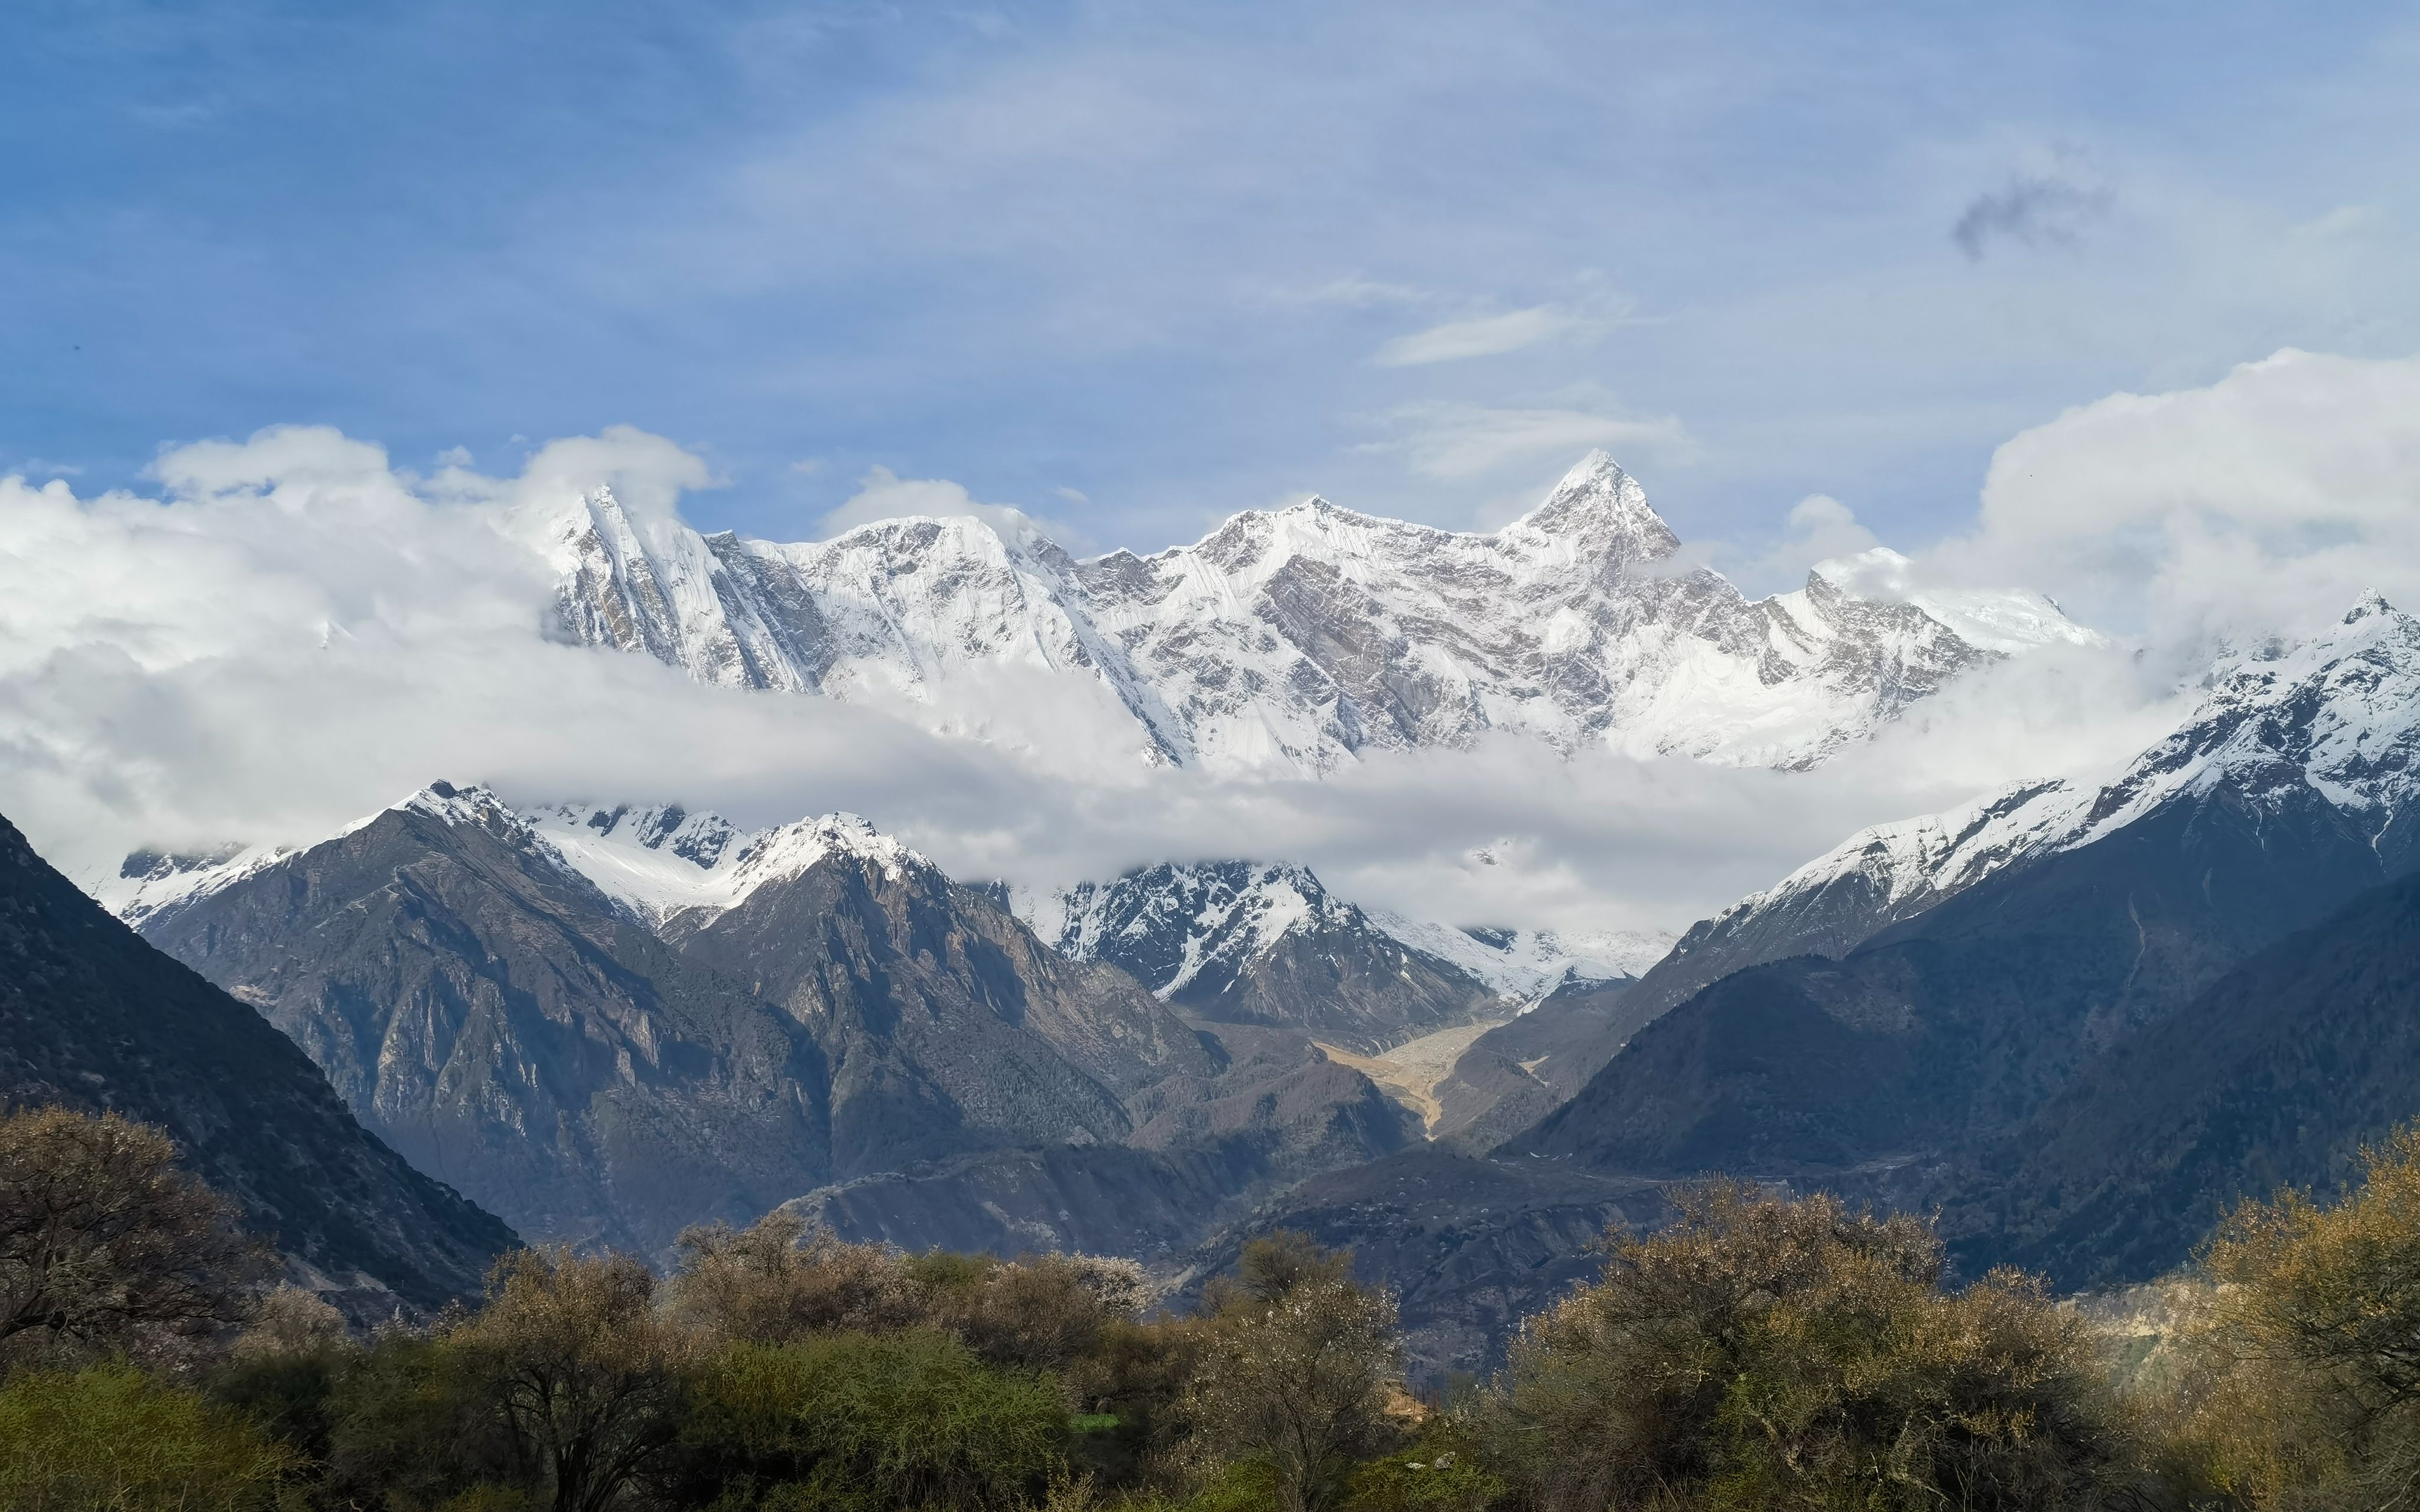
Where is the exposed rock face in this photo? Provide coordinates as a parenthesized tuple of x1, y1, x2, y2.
(545, 453, 2094, 775)
(0, 810, 512, 1312)
(123, 786, 1406, 1262)
(666, 836, 1215, 1165)
(135, 788, 842, 1257)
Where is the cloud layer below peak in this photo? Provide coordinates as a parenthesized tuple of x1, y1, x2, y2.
(8, 350, 2420, 939)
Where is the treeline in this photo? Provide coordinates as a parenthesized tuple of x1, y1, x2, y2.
(11, 1104, 2420, 1510)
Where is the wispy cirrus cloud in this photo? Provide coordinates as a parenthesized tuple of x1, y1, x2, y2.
(1365, 400, 1692, 479)
(1373, 305, 1579, 366)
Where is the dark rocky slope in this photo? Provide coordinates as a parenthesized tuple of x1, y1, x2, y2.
(0, 812, 511, 1311)
(1185, 1148, 1658, 1378)
(1509, 777, 2394, 1187)
(135, 787, 1398, 1262)
(1948, 868, 2420, 1288)
(141, 793, 842, 1256)
(792, 1021, 1417, 1257)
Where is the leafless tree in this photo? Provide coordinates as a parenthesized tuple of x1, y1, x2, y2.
(0, 1104, 266, 1361)
(451, 1246, 690, 1512)
(1185, 1233, 1407, 1512)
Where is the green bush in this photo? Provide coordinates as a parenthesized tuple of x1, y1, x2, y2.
(1342, 1439, 1502, 1512)
(1178, 1455, 1284, 1512)
(323, 1331, 527, 1510)
(679, 1328, 1071, 1509)
(0, 1361, 298, 1511)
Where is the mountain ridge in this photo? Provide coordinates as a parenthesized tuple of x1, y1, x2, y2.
(548, 452, 2097, 775)
(1621, 592, 2420, 1022)
(1510, 594, 2420, 1185)
(119, 783, 1426, 1261)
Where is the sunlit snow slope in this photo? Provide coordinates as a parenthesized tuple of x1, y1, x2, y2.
(547, 452, 2096, 774)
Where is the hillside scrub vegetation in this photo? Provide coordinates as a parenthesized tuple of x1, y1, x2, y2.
(18, 1103, 2420, 1509)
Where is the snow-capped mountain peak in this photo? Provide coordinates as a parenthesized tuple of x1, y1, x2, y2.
(95, 842, 301, 928)
(1499, 449, 1681, 566)
(547, 452, 2096, 775)
(2069, 592, 2420, 839)
(1024, 856, 1672, 1014)
(1032, 861, 1341, 1000)
(397, 778, 529, 834)
(1362, 913, 1679, 1005)
(525, 799, 926, 927)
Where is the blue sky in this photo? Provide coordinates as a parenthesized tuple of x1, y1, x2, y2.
(8, 1, 2418, 580)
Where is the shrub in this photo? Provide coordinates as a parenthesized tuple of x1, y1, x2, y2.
(1495, 1181, 2128, 1512)
(0, 1361, 298, 1511)
(324, 1330, 523, 1510)
(451, 1247, 692, 1512)
(669, 1214, 926, 1345)
(1184, 1234, 1407, 1512)
(210, 1285, 358, 1464)
(2176, 1120, 2420, 1508)
(0, 1104, 268, 1366)
(678, 1329, 1071, 1509)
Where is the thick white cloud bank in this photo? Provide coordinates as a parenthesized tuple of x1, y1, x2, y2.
(1940, 349, 2420, 649)
(4, 351, 2411, 936)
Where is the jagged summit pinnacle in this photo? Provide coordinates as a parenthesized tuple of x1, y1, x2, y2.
(2347, 588, 2399, 623)
(1506, 450, 1680, 562)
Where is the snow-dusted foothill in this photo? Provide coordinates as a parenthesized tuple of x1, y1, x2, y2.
(1019, 859, 1674, 1050)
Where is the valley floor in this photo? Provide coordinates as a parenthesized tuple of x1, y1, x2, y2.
(1314, 1019, 1508, 1135)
